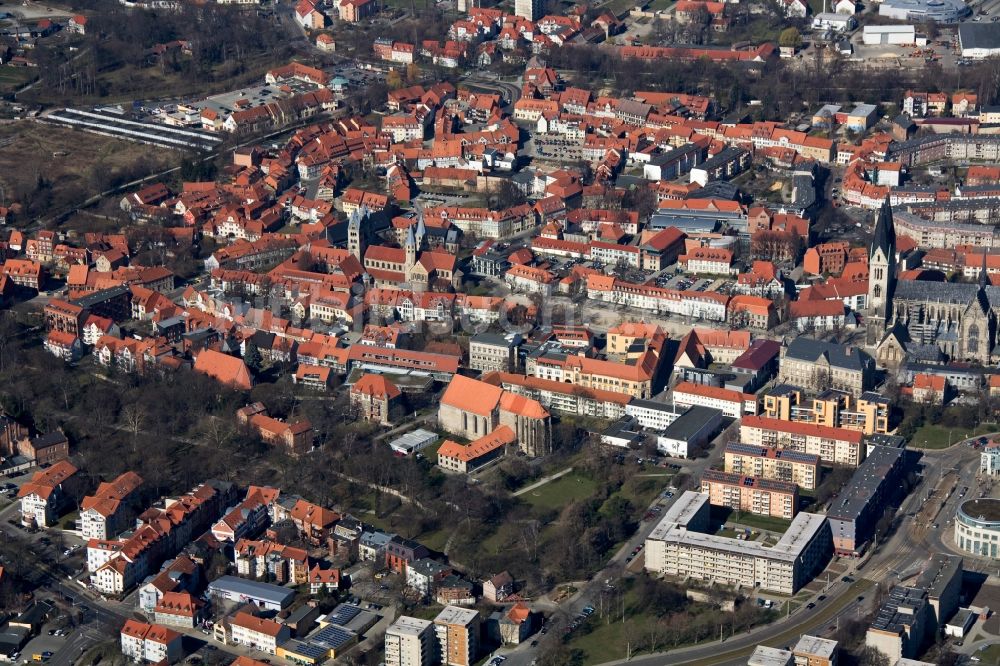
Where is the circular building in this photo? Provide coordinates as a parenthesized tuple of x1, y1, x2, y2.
(955, 498, 1000, 558)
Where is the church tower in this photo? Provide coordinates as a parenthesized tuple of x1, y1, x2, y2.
(347, 208, 364, 262)
(404, 223, 417, 273)
(866, 198, 896, 344)
(415, 213, 427, 251)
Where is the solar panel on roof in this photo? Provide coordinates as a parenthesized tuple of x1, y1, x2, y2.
(313, 624, 357, 649)
(326, 603, 362, 625)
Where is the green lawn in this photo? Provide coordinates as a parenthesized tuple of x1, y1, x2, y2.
(521, 472, 600, 512)
(0, 66, 32, 92)
(909, 423, 998, 449)
(648, 0, 674, 10)
(730, 512, 793, 534)
(978, 643, 1000, 664)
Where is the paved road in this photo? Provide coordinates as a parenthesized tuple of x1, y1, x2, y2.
(512, 467, 574, 497)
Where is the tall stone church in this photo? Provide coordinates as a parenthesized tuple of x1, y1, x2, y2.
(870, 199, 1000, 367)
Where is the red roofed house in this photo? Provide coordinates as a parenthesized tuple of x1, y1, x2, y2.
(350, 374, 403, 425)
(788, 299, 847, 332)
(308, 565, 341, 594)
(154, 591, 204, 629)
(295, 0, 326, 29)
(17, 460, 81, 527)
(438, 425, 516, 474)
(79, 471, 144, 540)
(68, 14, 88, 34)
(249, 413, 313, 456)
(194, 349, 254, 391)
(228, 612, 291, 654)
(911, 373, 947, 405)
(44, 330, 83, 362)
(2, 258, 44, 291)
(499, 602, 534, 645)
(120, 620, 184, 664)
(679, 246, 733, 275)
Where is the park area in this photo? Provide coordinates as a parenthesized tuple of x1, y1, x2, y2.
(909, 423, 998, 449)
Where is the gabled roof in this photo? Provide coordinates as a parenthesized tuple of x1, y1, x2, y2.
(440, 374, 503, 417)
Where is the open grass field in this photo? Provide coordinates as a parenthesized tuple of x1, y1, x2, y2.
(0, 121, 176, 201)
(0, 65, 33, 93)
(909, 423, 998, 449)
(521, 471, 601, 511)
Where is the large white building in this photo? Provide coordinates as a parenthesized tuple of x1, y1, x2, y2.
(385, 616, 438, 666)
(645, 491, 831, 594)
(959, 23, 1000, 59)
(514, 0, 542, 20)
(955, 498, 1000, 559)
(982, 443, 1000, 477)
(862, 25, 917, 46)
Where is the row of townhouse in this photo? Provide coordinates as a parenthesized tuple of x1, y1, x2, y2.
(87, 480, 236, 595)
(586, 274, 730, 322)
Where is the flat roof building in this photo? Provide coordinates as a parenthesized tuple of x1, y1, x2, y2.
(867, 586, 931, 663)
(656, 405, 723, 458)
(388, 429, 439, 455)
(645, 491, 831, 595)
(724, 442, 821, 490)
(748, 645, 794, 666)
(792, 635, 838, 666)
(207, 575, 295, 611)
(826, 445, 907, 556)
(915, 553, 963, 627)
(385, 616, 437, 666)
(700, 469, 798, 520)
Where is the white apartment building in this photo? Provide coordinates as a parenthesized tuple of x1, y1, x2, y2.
(120, 620, 183, 664)
(385, 616, 437, 666)
(514, 0, 542, 20)
(981, 443, 1000, 477)
(228, 612, 291, 654)
(625, 399, 686, 431)
(672, 382, 757, 419)
(645, 491, 831, 595)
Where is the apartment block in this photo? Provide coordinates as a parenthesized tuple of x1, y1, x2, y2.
(740, 415, 866, 467)
(645, 491, 831, 595)
(826, 446, 907, 556)
(434, 606, 480, 666)
(724, 443, 820, 490)
(385, 616, 437, 666)
(762, 386, 890, 436)
(791, 635, 838, 666)
(700, 469, 798, 520)
(866, 587, 931, 662)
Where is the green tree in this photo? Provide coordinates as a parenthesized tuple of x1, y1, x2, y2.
(244, 340, 263, 374)
(779, 27, 802, 50)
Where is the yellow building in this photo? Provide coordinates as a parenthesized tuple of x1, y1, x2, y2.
(762, 387, 889, 436)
